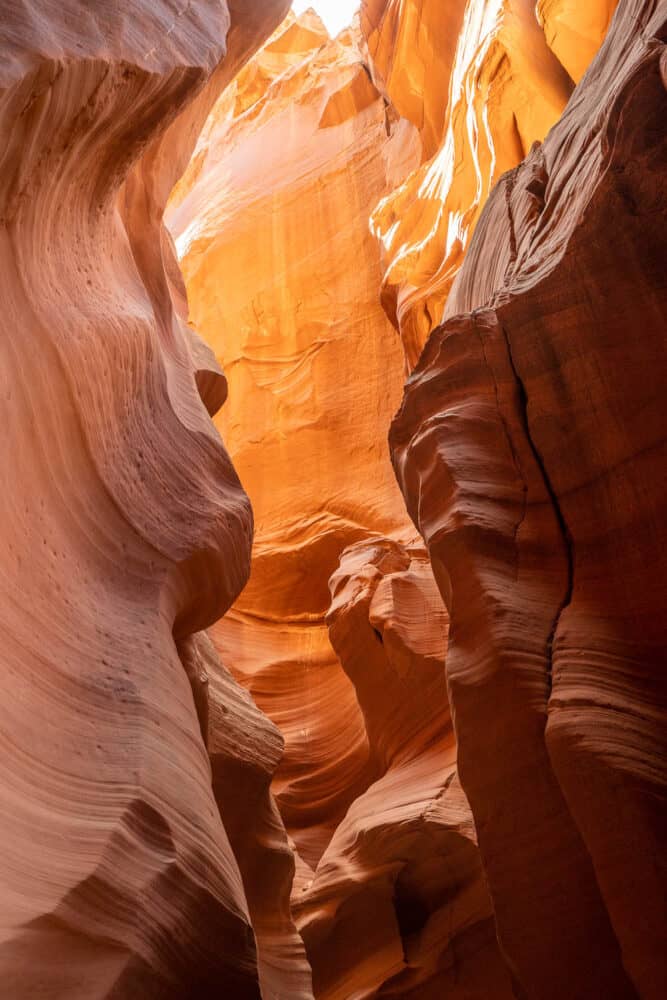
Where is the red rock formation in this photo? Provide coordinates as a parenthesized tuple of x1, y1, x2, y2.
(5, 0, 665, 996)
(364, 0, 619, 367)
(168, 10, 421, 867)
(295, 540, 514, 999)
(193, 633, 313, 999)
(0, 1, 302, 995)
(390, 1, 667, 996)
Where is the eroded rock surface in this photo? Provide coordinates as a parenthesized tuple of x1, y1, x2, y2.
(390, 1, 667, 996)
(4, 0, 665, 997)
(168, 10, 421, 867)
(0, 1, 292, 995)
(193, 633, 313, 1000)
(295, 540, 513, 1000)
(364, 0, 619, 367)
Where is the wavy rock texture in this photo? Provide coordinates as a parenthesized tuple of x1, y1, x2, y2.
(364, 0, 619, 367)
(192, 633, 313, 999)
(168, 11, 422, 867)
(360, 0, 464, 159)
(7, 0, 664, 997)
(294, 540, 513, 1000)
(0, 1, 298, 996)
(391, 1, 667, 997)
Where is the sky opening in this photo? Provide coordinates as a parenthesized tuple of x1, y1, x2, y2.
(291, 1, 361, 37)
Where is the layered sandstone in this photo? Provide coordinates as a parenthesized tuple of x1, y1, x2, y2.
(194, 633, 313, 999)
(0, 1, 303, 995)
(4, 0, 665, 997)
(390, 1, 667, 997)
(295, 540, 513, 999)
(364, 0, 619, 367)
(168, 10, 422, 866)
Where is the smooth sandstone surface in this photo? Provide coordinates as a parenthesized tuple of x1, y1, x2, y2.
(2, 0, 665, 997)
(168, 10, 422, 867)
(365, 0, 619, 367)
(294, 540, 513, 1000)
(360, 0, 465, 159)
(0, 1, 294, 996)
(391, 0, 667, 996)
(194, 633, 313, 999)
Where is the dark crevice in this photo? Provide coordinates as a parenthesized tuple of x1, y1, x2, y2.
(497, 320, 574, 698)
(175, 633, 210, 747)
(503, 167, 519, 287)
(510, 971, 530, 1000)
(393, 884, 431, 940)
(473, 312, 528, 574)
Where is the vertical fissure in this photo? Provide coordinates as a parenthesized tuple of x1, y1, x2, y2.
(498, 319, 574, 697)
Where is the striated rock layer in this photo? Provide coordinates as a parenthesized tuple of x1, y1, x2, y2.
(390, 1, 667, 996)
(5, 0, 665, 997)
(192, 633, 313, 999)
(168, 10, 422, 867)
(0, 1, 315, 996)
(295, 540, 513, 999)
(364, 0, 619, 367)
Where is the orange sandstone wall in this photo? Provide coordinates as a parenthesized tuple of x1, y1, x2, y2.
(294, 540, 514, 999)
(390, 1, 667, 996)
(363, 0, 619, 367)
(168, 11, 422, 868)
(7, 0, 659, 997)
(0, 1, 314, 996)
(165, 3, 658, 999)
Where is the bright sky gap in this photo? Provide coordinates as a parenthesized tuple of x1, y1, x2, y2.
(291, 1, 361, 37)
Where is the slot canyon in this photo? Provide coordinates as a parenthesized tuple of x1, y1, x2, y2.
(0, 0, 665, 997)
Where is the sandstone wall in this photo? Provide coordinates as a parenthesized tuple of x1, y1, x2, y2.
(169, 11, 422, 868)
(3, 1, 663, 997)
(0, 2, 304, 995)
(364, 0, 619, 367)
(390, 1, 667, 995)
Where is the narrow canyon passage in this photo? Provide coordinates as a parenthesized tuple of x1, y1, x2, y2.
(1, 2, 665, 999)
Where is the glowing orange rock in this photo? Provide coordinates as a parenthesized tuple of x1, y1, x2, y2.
(364, 0, 619, 367)
(360, 0, 465, 158)
(169, 10, 421, 866)
(0, 1, 294, 995)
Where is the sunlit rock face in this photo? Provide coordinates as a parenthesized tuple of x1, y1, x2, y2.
(0, 0, 296, 995)
(6, 0, 663, 996)
(168, 10, 421, 867)
(360, 0, 465, 159)
(294, 540, 514, 1000)
(364, 0, 619, 367)
(391, 1, 667, 997)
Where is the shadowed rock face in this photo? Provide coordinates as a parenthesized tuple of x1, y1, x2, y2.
(3, 1, 665, 997)
(294, 539, 514, 1000)
(191, 633, 313, 999)
(390, 1, 667, 996)
(0, 1, 292, 995)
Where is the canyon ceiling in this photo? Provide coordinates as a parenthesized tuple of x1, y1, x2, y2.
(0, 1, 665, 998)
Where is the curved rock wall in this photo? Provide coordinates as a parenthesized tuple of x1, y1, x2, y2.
(295, 540, 513, 999)
(3, 1, 665, 997)
(195, 633, 313, 999)
(390, 1, 667, 996)
(0, 1, 297, 995)
(364, 0, 619, 367)
(168, 10, 422, 868)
